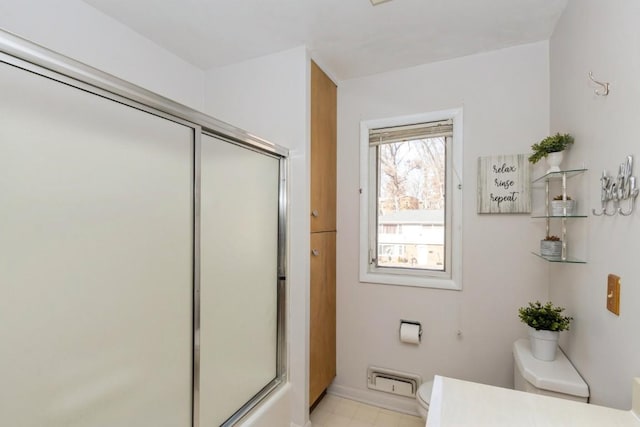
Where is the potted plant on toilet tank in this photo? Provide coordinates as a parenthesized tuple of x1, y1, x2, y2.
(518, 301, 573, 361)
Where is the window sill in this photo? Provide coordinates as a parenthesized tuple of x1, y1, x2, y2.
(359, 270, 461, 290)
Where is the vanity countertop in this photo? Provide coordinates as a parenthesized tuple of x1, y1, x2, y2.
(427, 375, 640, 427)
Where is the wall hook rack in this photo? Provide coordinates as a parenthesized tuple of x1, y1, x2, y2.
(588, 71, 610, 96)
(593, 155, 638, 216)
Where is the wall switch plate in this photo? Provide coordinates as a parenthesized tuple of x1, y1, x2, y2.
(607, 274, 620, 316)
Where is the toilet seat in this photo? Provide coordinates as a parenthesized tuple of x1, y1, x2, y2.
(417, 380, 434, 408)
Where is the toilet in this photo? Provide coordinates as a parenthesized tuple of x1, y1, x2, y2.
(417, 339, 588, 419)
(416, 379, 434, 419)
(513, 338, 589, 402)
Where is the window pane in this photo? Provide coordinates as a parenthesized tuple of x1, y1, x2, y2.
(376, 137, 445, 271)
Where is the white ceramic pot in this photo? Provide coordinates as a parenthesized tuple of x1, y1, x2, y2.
(546, 151, 564, 174)
(528, 327, 559, 361)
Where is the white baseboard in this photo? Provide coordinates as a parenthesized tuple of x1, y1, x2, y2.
(291, 421, 311, 427)
(327, 383, 421, 417)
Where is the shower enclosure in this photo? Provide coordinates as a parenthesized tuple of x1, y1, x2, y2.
(0, 31, 287, 427)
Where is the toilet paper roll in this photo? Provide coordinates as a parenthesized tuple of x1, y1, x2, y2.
(400, 322, 421, 344)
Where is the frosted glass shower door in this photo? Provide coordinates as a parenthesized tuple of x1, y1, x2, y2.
(0, 61, 194, 426)
(200, 134, 281, 426)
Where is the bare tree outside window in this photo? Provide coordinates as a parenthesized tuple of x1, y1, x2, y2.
(376, 136, 446, 271)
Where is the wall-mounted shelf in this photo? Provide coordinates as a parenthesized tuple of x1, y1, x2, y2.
(532, 168, 587, 183)
(532, 168, 587, 263)
(531, 214, 588, 219)
(531, 252, 587, 264)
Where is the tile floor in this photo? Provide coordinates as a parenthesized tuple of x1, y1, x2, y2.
(310, 394, 425, 427)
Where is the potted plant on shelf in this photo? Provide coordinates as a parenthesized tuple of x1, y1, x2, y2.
(551, 195, 577, 216)
(528, 133, 574, 173)
(518, 301, 573, 361)
(540, 235, 562, 260)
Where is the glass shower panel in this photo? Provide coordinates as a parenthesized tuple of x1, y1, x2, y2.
(200, 134, 280, 426)
(0, 61, 193, 426)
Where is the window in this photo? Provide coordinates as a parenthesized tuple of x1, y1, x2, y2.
(359, 110, 463, 289)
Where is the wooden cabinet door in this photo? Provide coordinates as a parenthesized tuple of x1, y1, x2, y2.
(309, 231, 337, 405)
(310, 61, 337, 233)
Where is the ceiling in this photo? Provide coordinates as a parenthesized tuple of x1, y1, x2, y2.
(82, 0, 568, 80)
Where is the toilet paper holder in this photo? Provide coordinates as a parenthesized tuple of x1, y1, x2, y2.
(399, 320, 422, 344)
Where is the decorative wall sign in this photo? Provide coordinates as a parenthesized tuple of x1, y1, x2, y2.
(477, 154, 531, 214)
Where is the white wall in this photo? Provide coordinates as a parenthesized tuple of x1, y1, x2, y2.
(334, 42, 551, 412)
(549, 0, 640, 410)
(203, 47, 311, 427)
(0, 0, 204, 109)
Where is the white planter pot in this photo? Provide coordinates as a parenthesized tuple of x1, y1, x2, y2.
(551, 199, 577, 216)
(528, 327, 559, 361)
(546, 151, 564, 174)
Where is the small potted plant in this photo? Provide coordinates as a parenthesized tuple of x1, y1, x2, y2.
(518, 301, 573, 361)
(540, 235, 562, 260)
(528, 133, 574, 173)
(551, 195, 577, 216)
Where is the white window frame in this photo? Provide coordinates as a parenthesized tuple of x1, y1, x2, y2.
(359, 109, 463, 290)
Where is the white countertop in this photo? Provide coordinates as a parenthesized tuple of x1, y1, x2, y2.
(427, 375, 640, 427)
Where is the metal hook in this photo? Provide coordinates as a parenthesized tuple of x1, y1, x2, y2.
(593, 198, 608, 216)
(604, 205, 618, 216)
(618, 207, 632, 216)
(593, 204, 618, 216)
(588, 71, 610, 96)
(618, 189, 639, 216)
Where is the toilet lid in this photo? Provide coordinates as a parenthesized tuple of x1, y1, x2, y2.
(417, 380, 434, 406)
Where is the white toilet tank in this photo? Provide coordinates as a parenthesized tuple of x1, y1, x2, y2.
(513, 338, 589, 402)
